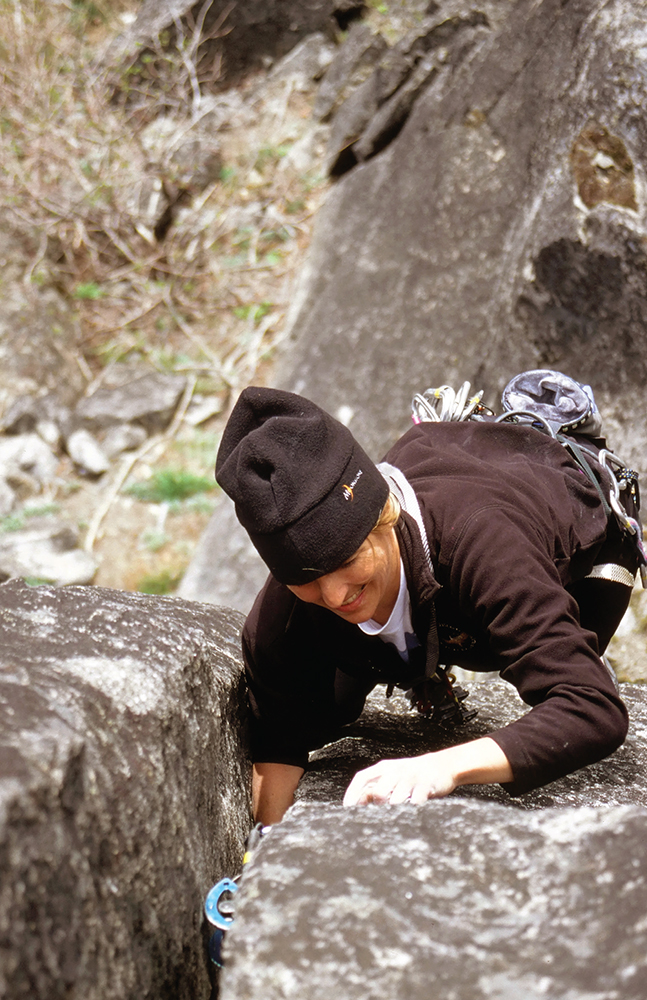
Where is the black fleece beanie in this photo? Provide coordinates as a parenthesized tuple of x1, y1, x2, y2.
(215, 387, 389, 585)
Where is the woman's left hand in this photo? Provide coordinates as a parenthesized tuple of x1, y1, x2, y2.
(342, 752, 457, 806)
(342, 738, 513, 807)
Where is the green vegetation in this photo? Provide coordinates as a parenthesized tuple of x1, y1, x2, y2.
(140, 529, 169, 552)
(137, 568, 185, 595)
(232, 301, 273, 323)
(1, 0, 326, 385)
(0, 504, 61, 533)
(74, 283, 105, 300)
(0, 515, 25, 534)
(171, 430, 221, 467)
(124, 469, 217, 504)
(0, 0, 329, 594)
(254, 144, 292, 172)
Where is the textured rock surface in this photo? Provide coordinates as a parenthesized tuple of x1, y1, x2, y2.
(65, 429, 110, 476)
(0, 210, 86, 411)
(185, 0, 647, 640)
(0, 580, 251, 1000)
(278, 0, 647, 471)
(297, 681, 647, 810)
(219, 681, 647, 999)
(324, 6, 491, 174)
(219, 799, 647, 1000)
(608, 589, 647, 682)
(314, 21, 387, 122)
(0, 434, 59, 491)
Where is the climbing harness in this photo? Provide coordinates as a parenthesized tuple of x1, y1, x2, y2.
(204, 823, 268, 968)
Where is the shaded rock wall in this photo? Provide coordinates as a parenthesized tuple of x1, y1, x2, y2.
(278, 0, 647, 466)
(112, 0, 363, 88)
(219, 682, 647, 999)
(0, 580, 250, 1000)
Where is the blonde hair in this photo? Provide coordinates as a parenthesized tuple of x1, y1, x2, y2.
(373, 491, 401, 531)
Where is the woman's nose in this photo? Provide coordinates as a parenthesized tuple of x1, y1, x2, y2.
(318, 573, 347, 609)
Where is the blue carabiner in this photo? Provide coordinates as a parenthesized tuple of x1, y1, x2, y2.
(204, 878, 239, 931)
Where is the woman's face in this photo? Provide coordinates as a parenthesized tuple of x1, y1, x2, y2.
(286, 527, 400, 626)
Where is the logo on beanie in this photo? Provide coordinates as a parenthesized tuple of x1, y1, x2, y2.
(342, 469, 363, 501)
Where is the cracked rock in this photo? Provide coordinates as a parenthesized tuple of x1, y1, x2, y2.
(0, 580, 251, 999)
(101, 422, 148, 459)
(314, 22, 387, 121)
(219, 682, 647, 999)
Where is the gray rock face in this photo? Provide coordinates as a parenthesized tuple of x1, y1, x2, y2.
(0, 520, 98, 585)
(0, 581, 251, 1000)
(220, 799, 647, 1000)
(75, 373, 188, 435)
(219, 682, 647, 999)
(314, 21, 388, 121)
(298, 682, 647, 810)
(324, 7, 490, 174)
(1, 394, 72, 440)
(278, 0, 647, 471)
(177, 493, 267, 614)
(101, 421, 148, 459)
(0, 434, 59, 491)
(0, 211, 86, 411)
(186, 0, 647, 627)
(0, 434, 60, 517)
(268, 32, 336, 87)
(65, 429, 110, 476)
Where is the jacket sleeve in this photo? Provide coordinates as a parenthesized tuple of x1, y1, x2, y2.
(242, 575, 340, 770)
(443, 505, 628, 794)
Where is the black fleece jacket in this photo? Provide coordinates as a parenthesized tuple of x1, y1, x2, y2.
(241, 420, 630, 795)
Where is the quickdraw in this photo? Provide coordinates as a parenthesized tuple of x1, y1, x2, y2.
(412, 382, 493, 424)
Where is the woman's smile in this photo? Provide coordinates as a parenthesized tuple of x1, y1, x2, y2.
(287, 527, 400, 625)
(338, 585, 366, 612)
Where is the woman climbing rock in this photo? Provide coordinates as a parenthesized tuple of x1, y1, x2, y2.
(215, 378, 642, 824)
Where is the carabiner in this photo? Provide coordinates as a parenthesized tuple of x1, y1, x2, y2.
(204, 878, 239, 931)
